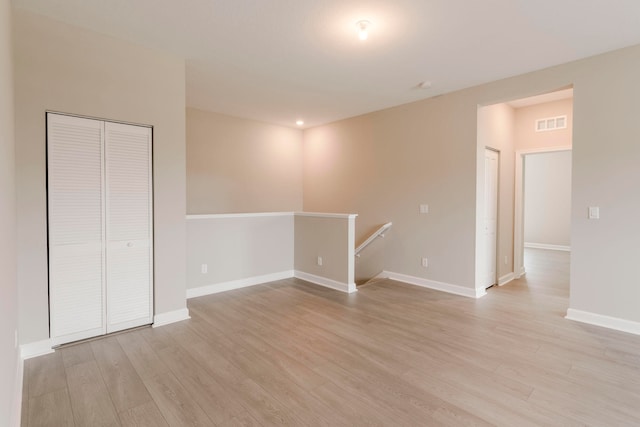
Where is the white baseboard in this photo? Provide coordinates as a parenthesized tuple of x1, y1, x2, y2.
(20, 339, 54, 359)
(11, 354, 23, 427)
(565, 308, 640, 336)
(498, 272, 515, 286)
(187, 270, 294, 299)
(516, 266, 526, 278)
(381, 271, 486, 299)
(524, 242, 571, 252)
(294, 270, 357, 293)
(152, 308, 191, 328)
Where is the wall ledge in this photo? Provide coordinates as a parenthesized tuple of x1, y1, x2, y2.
(294, 270, 357, 293)
(381, 271, 486, 299)
(295, 212, 358, 219)
(186, 212, 358, 220)
(152, 308, 191, 328)
(186, 212, 294, 220)
(524, 242, 571, 252)
(565, 308, 640, 336)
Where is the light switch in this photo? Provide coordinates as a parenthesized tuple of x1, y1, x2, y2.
(588, 206, 600, 220)
(419, 204, 429, 214)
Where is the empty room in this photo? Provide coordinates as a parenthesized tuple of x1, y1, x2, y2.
(3, 1, 640, 426)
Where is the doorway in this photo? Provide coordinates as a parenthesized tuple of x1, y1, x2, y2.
(475, 87, 573, 295)
(514, 147, 572, 277)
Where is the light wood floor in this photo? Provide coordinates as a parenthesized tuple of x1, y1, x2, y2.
(21, 249, 640, 426)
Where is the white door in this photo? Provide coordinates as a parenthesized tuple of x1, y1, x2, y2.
(48, 113, 153, 345)
(48, 114, 106, 345)
(105, 122, 153, 333)
(482, 148, 499, 288)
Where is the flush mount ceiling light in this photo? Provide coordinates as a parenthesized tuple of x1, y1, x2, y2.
(357, 20, 371, 41)
(296, 120, 304, 126)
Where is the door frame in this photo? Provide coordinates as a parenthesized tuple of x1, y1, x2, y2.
(513, 146, 572, 279)
(484, 147, 500, 289)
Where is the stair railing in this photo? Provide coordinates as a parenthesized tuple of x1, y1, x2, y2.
(354, 222, 392, 257)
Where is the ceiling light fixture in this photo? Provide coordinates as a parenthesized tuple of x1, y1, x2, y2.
(357, 20, 371, 41)
(296, 120, 304, 126)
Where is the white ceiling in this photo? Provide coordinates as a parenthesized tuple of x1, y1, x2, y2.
(12, 0, 640, 128)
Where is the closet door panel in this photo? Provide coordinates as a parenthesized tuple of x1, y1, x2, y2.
(47, 114, 106, 344)
(105, 122, 153, 333)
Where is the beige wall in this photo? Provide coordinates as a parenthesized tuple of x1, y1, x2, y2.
(477, 103, 515, 281)
(304, 93, 476, 286)
(294, 214, 355, 289)
(515, 98, 573, 151)
(187, 108, 303, 213)
(304, 43, 640, 324)
(524, 151, 572, 247)
(0, 0, 19, 422)
(186, 214, 294, 292)
(14, 10, 187, 344)
(304, 97, 478, 288)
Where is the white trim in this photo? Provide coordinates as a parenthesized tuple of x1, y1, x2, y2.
(294, 270, 357, 293)
(346, 215, 356, 287)
(382, 271, 486, 299)
(186, 212, 359, 220)
(20, 339, 54, 359)
(498, 272, 515, 286)
(295, 212, 358, 219)
(186, 212, 294, 220)
(187, 270, 295, 299)
(566, 309, 640, 336)
(524, 242, 571, 252)
(152, 308, 191, 328)
(516, 266, 526, 278)
(11, 355, 23, 427)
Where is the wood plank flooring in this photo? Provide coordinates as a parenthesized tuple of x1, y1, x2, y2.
(21, 249, 640, 426)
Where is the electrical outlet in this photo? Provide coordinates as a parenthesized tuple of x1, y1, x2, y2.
(317, 256, 323, 266)
(201, 264, 208, 274)
(421, 257, 428, 268)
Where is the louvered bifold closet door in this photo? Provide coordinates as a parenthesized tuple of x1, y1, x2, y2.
(47, 114, 106, 345)
(105, 122, 153, 333)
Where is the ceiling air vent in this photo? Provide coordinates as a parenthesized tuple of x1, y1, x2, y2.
(535, 115, 567, 132)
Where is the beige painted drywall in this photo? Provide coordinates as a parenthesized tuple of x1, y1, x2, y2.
(524, 151, 572, 247)
(187, 108, 303, 213)
(515, 98, 573, 151)
(186, 214, 294, 290)
(13, 9, 187, 345)
(304, 43, 640, 324)
(0, 0, 19, 422)
(294, 215, 354, 286)
(304, 94, 479, 288)
(477, 103, 515, 281)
